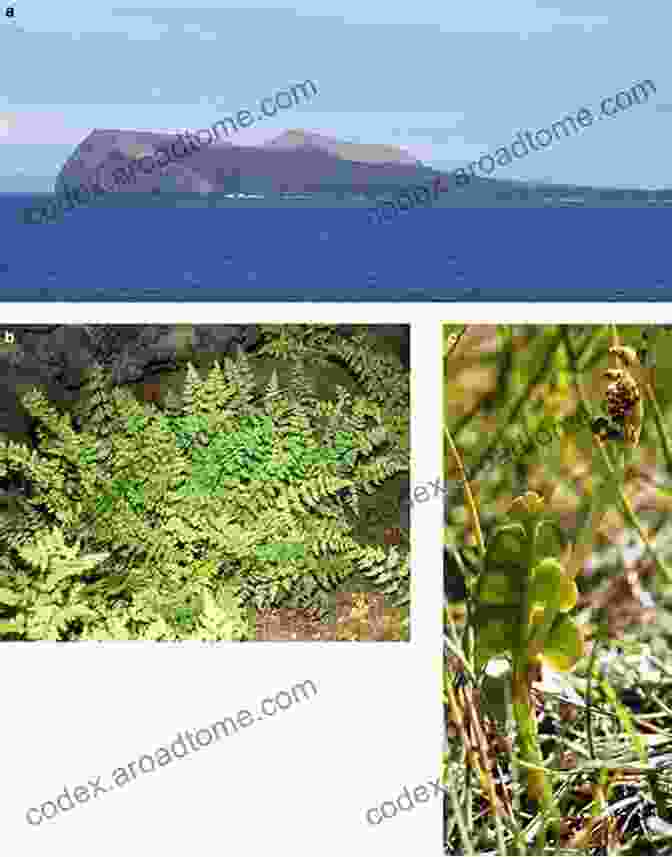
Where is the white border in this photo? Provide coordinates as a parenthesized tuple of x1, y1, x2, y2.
(1, 302, 672, 323)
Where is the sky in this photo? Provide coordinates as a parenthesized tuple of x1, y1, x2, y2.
(0, 1, 670, 191)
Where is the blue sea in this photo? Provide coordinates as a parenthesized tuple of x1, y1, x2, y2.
(1, 192, 671, 301)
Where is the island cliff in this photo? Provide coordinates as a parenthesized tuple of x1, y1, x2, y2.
(54, 128, 437, 199)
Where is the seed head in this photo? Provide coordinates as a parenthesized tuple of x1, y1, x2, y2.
(602, 368, 642, 446)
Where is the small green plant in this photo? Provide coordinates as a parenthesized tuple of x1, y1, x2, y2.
(474, 491, 584, 824)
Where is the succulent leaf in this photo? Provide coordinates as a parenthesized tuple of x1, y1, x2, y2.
(528, 558, 564, 606)
(529, 557, 577, 612)
(474, 604, 519, 667)
(477, 523, 527, 606)
(474, 492, 581, 668)
(539, 614, 584, 672)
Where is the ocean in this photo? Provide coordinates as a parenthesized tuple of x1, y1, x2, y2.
(1, 192, 671, 301)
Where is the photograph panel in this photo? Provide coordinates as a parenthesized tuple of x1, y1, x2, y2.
(443, 324, 672, 854)
(0, 323, 410, 641)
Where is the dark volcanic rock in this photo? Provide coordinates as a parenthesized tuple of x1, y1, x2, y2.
(0, 324, 258, 442)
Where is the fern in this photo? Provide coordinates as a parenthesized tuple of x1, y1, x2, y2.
(358, 545, 410, 608)
(0, 326, 409, 639)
